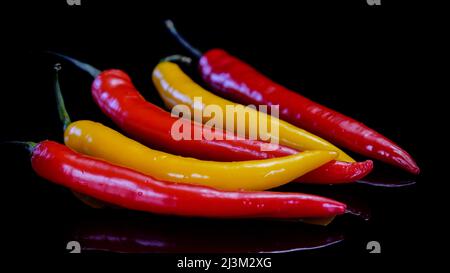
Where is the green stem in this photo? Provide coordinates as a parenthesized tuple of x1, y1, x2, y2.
(159, 54, 192, 64)
(46, 51, 101, 78)
(3, 141, 37, 154)
(54, 64, 72, 131)
(164, 20, 203, 59)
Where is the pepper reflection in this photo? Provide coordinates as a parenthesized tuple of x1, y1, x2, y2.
(69, 211, 344, 253)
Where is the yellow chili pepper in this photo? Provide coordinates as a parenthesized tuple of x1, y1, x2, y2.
(64, 120, 337, 191)
(152, 61, 354, 162)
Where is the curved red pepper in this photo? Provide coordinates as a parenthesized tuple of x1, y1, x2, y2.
(30, 140, 346, 218)
(199, 49, 419, 174)
(93, 69, 372, 183)
(163, 20, 419, 175)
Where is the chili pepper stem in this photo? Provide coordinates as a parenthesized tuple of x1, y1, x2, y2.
(54, 64, 72, 131)
(160, 54, 192, 64)
(164, 19, 203, 59)
(46, 51, 101, 78)
(3, 141, 37, 154)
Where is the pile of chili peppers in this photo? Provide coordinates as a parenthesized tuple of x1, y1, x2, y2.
(13, 20, 419, 225)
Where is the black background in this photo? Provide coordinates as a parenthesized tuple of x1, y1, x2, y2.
(0, 0, 438, 264)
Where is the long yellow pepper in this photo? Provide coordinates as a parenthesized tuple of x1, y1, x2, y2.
(152, 61, 354, 162)
(64, 120, 337, 191)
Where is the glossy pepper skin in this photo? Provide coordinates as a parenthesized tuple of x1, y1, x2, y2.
(31, 140, 346, 219)
(55, 54, 373, 183)
(65, 120, 337, 191)
(152, 61, 354, 162)
(199, 50, 419, 174)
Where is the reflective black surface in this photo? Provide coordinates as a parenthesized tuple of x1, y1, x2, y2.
(69, 211, 344, 253)
(1, 0, 433, 257)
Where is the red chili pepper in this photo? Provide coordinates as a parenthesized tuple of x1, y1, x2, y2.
(164, 20, 419, 175)
(52, 53, 372, 184)
(23, 140, 346, 218)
